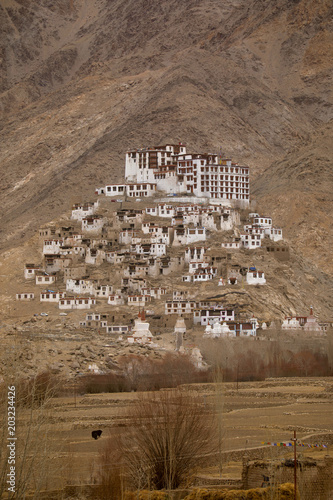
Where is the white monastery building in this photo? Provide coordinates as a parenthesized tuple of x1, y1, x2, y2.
(96, 143, 250, 206)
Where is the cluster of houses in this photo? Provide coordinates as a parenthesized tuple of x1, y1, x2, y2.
(16, 143, 327, 344)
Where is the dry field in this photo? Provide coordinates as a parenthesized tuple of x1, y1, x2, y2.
(17, 377, 333, 492)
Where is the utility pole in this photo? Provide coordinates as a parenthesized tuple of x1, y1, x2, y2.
(292, 430, 297, 500)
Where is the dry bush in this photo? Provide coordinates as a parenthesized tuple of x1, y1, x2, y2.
(124, 491, 169, 499)
(17, 370, 60, 408)
(0, 374, 63, 499)
(78, 372, 129, 394)
(94, 437, 125, 500)
(79, 354, 210, 395)
(98, 388, 216, 493)
(183, 483, 299, 499)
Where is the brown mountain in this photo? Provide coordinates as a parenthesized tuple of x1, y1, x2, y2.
(0, 0, 332, 279)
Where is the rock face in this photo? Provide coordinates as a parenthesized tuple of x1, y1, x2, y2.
(0, 0, 332, 280)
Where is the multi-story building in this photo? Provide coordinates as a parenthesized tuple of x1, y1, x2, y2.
(97, 144, 250, 205)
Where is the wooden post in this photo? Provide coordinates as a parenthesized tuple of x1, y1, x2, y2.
(293, 430, 297, 500)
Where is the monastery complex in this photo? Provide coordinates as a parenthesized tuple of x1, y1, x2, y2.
(96, 143, 250, 204)
(15, 143, 330, 367)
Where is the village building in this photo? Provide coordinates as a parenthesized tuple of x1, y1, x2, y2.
(40, 291, 66, 302)
(79, 312, 109, 329)
(106, 325, 131, 335)
(123, 262, 149, 278)
(128, 294, 152, 307)
(119, 229, 140, 245)
(66, 279, 98, 296)
(121, 277, 147, 292)
(141, 287, 167, 299)
(35, 272, 57, 285)
(81, 215, 105, 233)
(173, 226, 206, 246)
(94, 284, 114, 298)
(172, 290, 193, 301)
(130, 242, 167, 257)
(39, 226, 56, 239)
(24, 264, 42, 279)
(16, 293, 34, 301)
(246, 269, 266, 285)
(44, 255, 73, 273)
(192, 267, 217, 282)
(63, 265, 87, 281)
(96, 183, 157, 198)
(265, 227, 283, 241)
(59, 297, 96, 310)
(165, 300, 197, 315)
(184, 246, 207, 263)
(95, 184, 126, 196)
(221, 241, 241, 250)
(108, 294, 125, 306)
(240, 233, 262, 249)
(71, 201, 99, 221)
(193, 307, 235, 325)
(85, 248, 105, 266)
(105, 251, 128, 265)
(43, 239, 64, 255)
(115, 210, 144, 229)
(70, 245, 86, 257)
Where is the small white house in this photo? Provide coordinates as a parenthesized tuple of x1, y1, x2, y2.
(193, 308, 235, 326)
(165, 301, 197, 315)
(246, 270, 266, 285)
(184, 246, 207, 263)
(82, 216, 105, 233)
(43, 239, 64, 255)
(71, 202, 99, 221)
(141, 287, 166, 299)
(94, 284, 113, 298)
(266, 227, 283, 241)
(96, 184, 126, 196)
(173, 227, 206, 246)
(240, 234, 262, 249)
(24, 264, 42, 280)
(66, 279, 95, 295)
(59, 297, 96, 310)
(252, 216, 272, 228)
(128, 295, 152, 307)
(221, 241, 240, 250)
(192, 268, 217, 282)
(85, 248, 105, 266)
(16, 293, 34, 301)
(108, 294, 125, 306)
(126, 183, 156, 198)
(188, 261, 210, 274)
(35, 273, 57, 285)
(40, 291, 66, 302)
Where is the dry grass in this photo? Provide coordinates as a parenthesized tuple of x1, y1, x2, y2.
(184, 483, 298, 499)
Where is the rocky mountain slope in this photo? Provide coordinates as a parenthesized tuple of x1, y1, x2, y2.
(0, 0, 332, 276)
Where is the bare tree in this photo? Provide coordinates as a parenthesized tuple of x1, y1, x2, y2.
(101, 388, 217, 492)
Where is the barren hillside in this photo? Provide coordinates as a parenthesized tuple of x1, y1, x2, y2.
(0, 0, 332, 275)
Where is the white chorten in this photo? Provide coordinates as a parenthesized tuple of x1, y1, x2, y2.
(128, 310, 152, 344)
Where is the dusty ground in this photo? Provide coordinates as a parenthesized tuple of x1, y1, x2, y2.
(15, 377, 333, 492)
